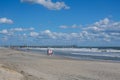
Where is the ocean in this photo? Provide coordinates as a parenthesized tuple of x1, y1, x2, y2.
(19, 48, 120, 62)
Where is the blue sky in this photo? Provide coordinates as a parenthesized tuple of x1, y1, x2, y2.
(0, 0, 120, 46)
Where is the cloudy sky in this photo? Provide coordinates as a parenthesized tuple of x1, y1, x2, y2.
(0, 0, 120, 46)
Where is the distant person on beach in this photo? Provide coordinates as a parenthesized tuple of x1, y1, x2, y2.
(47, 48, 53, 56)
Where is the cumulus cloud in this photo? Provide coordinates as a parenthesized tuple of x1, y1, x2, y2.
(71, 24, 78, 28)
(0, 27, 34, 36)
(28, 18, 120, 42)
(0, 17, 13, 24)
(40, 30, 57, 39)
(10, 27, 34, 32)
(21, 0, 70, 10)
(83, 18, 120, 41)
(0, 29, 14, 36)
(59, 25, 68, 29)
(30, 32, 39, 37)
(35, 30, 82, 40)
(94, 18, 110, 26)
(58, 18, 120, 42)
(0, 18, 120, 45)
(0, 29, 9, 34)
(59, 24, 82, 29)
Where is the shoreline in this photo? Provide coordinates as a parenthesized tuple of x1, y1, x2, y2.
(17, 47, 120, 63)
(0, 48, 120, 80)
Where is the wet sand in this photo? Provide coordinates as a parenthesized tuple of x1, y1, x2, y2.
(0, 48, 120, 80)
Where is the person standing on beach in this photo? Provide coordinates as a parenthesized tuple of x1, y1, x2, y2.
(47, 48, 53, 56)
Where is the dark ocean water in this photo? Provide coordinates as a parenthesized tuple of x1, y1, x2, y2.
(19, 48, 120, 62)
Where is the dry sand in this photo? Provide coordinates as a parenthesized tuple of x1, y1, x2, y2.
(0, 48, 120, 80)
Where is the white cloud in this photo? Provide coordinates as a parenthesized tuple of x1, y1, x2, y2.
(43, 30, 51, 34)
(21, 0, 70, 10)
(59, 25, 68, 29)
(110, 33, 120, 36)
(40, 30, 57, 39)
(0, 18, 120, 45)
(84, 18, 120, 33)
(10, 27, 34, 32)
(30, 32, 39, 37)
(11, 28, 24, 31)
(0, 27, 35, 37)
(94, 18, 110, 26)
(38, 30, 83, 40)
(71, 24, 78, 28)
(28, 18, 120, 42)
(59, 24, 82, 29)
(29, 27, 34, 30)
(82, 18, 120, 41)
(0, 17, 13, 24)
(0, 29, 8, 34)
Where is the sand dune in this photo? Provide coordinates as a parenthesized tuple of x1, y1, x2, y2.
(0, 64, 24, 80)
(0, 48, 120, 80)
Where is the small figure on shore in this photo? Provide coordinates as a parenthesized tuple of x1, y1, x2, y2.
(47, 48, 53, 56)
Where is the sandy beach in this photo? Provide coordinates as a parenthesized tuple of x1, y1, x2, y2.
(0, 48, 120, 80)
